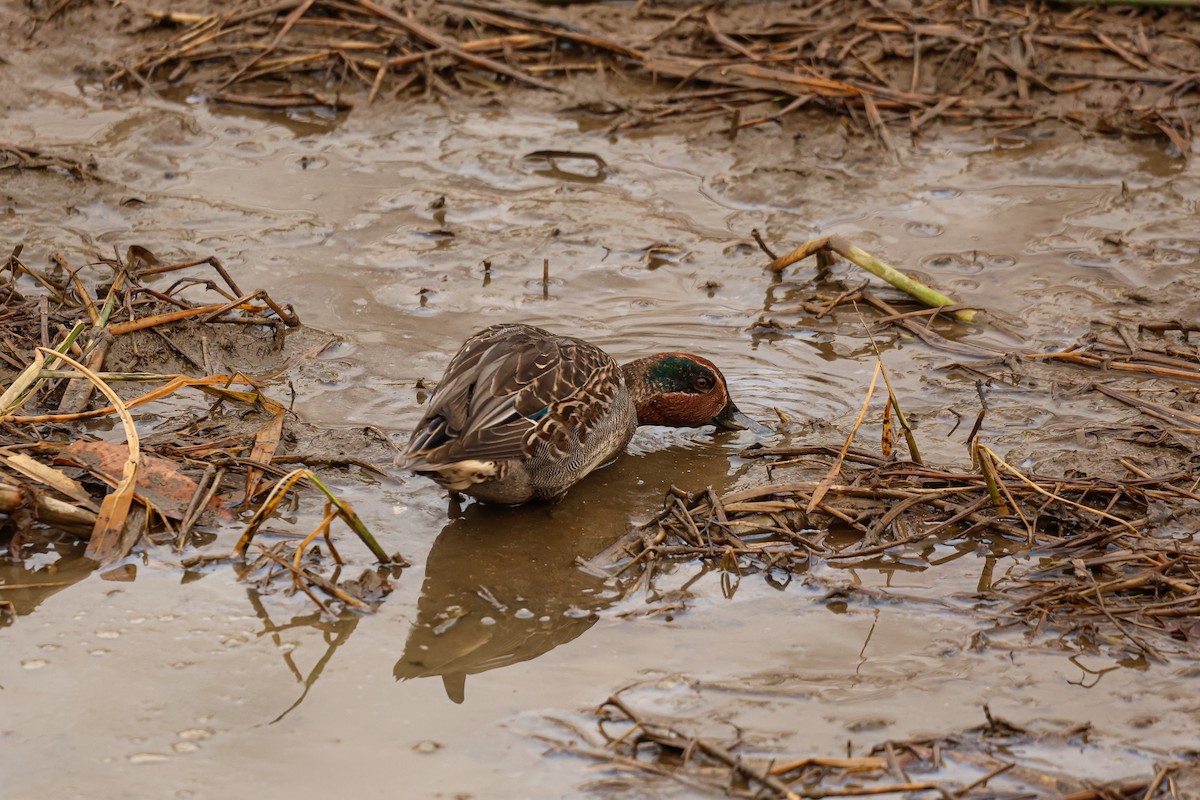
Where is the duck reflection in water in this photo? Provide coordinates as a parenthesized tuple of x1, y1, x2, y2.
(394, 435, 745, 703)
(393, 501, 617, 704)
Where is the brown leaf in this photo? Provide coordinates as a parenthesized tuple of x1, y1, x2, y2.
(56, 440, 231, 522)
(1166, 619, 1200, 642)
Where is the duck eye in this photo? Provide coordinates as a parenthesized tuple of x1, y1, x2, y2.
(694, 375, 712, 391)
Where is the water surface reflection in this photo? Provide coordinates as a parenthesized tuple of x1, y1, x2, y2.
(394, 504, 612, 703)
(394, 436, 744, 702)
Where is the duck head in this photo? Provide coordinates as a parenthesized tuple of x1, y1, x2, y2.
(622, 352, 752, 430)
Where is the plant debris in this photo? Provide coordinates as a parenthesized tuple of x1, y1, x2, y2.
(590, 442, 1200, 659)
(0, 143, 98, 180)
(93, 0, 1200, 148)
(588, 242, 1200, 662)
(0, 245, 404, 616)
(536, 686, 1198, 799)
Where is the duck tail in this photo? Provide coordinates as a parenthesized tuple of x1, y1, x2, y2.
(401, 452, 499, 492)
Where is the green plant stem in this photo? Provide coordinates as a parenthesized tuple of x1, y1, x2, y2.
(767, 235, 975, 323)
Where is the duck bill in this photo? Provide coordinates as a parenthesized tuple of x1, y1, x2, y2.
(713, 401, 753, 431)
(714, 401, 772, 435)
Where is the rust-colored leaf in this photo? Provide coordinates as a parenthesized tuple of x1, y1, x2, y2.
(56, 440, 231, 522)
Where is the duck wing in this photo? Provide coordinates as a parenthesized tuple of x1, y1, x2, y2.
(403, 324, 622, 467)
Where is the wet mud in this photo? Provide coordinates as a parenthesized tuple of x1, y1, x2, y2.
(2, 2, 1200, 798)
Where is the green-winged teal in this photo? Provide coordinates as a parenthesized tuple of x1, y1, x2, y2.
(400, 323, 751, 504)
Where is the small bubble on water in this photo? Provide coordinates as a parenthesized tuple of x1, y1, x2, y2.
(172, 742, 201, 754)
(38, 643, 60, 651)
(1067, 252, 1111, 268)
(904, 221, 945, 238)
(95, 630, 121, 639)
(1159, 251, 1192, 265)
(21, 659, 48, 670)
(412, 740, 442, 754)
(128, 753, 169, 764)
(89, 648, 111, 656)
(514, 608, 534, 619)
(177, 728, 214, 741)
(924, 254, 961, 269)
(479, 616, 497, 626)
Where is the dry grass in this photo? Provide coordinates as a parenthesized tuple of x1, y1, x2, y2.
(89, 0, 1200, 148)
(0, 245, 403, 616)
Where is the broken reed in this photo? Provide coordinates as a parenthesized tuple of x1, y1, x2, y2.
(590, 443, 1199, 658)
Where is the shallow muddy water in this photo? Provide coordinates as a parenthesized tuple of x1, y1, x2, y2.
(3, 42, 1200, 800)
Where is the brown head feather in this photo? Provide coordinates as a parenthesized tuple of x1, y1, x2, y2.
(621, 352, 738, 428)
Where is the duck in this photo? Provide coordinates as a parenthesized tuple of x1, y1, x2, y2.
(400, 323, 752, 504)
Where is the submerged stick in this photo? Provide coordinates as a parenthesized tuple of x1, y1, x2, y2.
(767, 234, 974, 323)
(603, 694, 802, 800)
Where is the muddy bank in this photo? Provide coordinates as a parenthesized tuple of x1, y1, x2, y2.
(108, 0, 1200, 150)
(8, 0, 1200, 152)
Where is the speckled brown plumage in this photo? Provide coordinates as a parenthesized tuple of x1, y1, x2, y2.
(400, 323, 746, 504)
